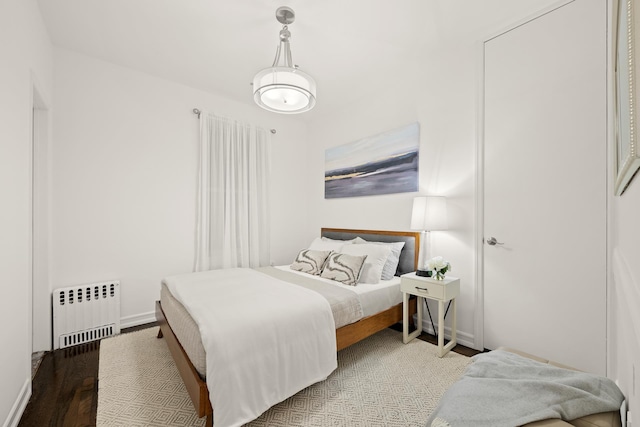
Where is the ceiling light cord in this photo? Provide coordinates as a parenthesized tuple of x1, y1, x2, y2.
(271, 26, 293, 68)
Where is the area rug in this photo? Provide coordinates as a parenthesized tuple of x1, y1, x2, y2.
(97, 327, 470, 427)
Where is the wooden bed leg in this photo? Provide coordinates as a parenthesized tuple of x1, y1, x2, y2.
(205, 414, 213, 427)
(157, 328, 163, 339)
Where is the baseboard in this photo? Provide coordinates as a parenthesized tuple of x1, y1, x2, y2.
(2, 379, 31, 427)
(120, 311, 156, 330)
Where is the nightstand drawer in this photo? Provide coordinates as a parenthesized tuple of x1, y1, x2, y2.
(401, 277, 445, 299)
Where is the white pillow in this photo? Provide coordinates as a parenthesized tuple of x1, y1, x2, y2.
(354, 239, 405, 280)
(341, 244, 392, 284)
(321, 236, 357, 246)
(308, 237, 347, 252)
(322, 236, 356, 242)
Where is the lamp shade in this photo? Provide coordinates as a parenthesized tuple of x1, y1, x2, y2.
(410, 196, 448, 231)
(253, 66, 316, 114)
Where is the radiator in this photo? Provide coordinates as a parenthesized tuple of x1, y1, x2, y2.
(53, 281, 121, 349)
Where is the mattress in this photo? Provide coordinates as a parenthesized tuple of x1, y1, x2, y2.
(160, 265, 403, 377)
(160, 283, 207, 376)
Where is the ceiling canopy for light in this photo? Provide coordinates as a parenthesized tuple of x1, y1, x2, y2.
(252, 6, 316, 114)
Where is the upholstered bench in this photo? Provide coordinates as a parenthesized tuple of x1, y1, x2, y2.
(427, 347, 624, 427)
(498, 348, 621, 427)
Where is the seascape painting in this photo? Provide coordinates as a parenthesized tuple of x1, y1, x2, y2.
(325, 123, 419, 199)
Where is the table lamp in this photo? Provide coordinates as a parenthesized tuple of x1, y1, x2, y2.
(411, 196, 448, 276)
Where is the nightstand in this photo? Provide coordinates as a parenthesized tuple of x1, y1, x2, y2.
(401, 272, 460, 357)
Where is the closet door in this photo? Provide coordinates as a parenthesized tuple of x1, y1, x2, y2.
(483, 0, 606, 374)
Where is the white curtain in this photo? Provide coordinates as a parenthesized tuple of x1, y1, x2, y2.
(194, 113, 271, 271)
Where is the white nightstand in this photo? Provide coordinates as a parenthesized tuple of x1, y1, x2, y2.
(401, 272, 460, 357)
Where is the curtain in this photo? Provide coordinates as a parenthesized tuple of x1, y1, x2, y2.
(194, 113, 271, 271)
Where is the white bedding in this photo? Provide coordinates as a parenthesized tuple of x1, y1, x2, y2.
(274, 265, 402, 317)
(163, 268, 337, 427)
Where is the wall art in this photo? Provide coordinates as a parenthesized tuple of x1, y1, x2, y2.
(325, 122, 419, 199)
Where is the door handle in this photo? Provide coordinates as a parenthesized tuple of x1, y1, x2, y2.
(486, 237, 504, 246)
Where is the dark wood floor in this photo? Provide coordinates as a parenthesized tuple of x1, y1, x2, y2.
(18, 323, 480, 427)
(18, 323, 152, 427)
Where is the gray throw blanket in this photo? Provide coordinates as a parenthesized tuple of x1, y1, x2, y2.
(426, 350, 624, 427)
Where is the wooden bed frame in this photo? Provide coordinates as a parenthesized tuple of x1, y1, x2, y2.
(156, 228, 420, 427)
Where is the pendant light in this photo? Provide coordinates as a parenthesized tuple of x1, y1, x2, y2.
(252, 6, 316, 114)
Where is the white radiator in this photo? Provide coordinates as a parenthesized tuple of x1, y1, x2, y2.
(53, 280, 121, 349)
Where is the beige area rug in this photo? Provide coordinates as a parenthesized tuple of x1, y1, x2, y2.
(97, 327, 471, 427)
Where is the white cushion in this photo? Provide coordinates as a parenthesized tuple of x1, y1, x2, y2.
(341, 244, 392, 284)
(308, 237, 347, 252)
(321, 236, 357, 244)
(354, 239, 405, 280)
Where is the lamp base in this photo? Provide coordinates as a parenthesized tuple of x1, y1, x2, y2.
(416, 269, 432, 277)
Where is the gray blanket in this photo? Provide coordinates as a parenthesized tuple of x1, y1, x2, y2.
(426, 350, 624, 427)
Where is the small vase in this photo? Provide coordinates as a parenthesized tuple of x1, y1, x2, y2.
(435, 271, 444, 280)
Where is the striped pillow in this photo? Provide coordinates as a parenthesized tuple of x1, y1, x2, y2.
(290, 250, 332, 275)
(320, 253, 367, 286)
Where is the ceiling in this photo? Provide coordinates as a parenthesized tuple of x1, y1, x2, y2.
(37, 0, 558, 118)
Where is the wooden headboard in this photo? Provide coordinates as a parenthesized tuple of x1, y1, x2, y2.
(320, 228, 420, 275)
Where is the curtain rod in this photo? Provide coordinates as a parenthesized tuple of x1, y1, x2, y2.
(192, 108, 276, 134)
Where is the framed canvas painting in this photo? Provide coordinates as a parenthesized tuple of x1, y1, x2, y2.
(325, 123, 419, 199)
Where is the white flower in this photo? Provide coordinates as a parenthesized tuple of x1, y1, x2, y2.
(426, 256, 449, 272)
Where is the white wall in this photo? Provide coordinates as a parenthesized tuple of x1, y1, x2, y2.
(51, 48, 310, 328)
(0, 0, 52, 425)
(306, 43, 479, 348)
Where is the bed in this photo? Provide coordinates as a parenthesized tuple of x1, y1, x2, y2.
(155, 228, 420, 427)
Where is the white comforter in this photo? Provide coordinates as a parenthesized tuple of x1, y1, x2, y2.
(163, 268, 337, 427)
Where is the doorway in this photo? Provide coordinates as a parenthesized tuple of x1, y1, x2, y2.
(479, 0, 607, 374)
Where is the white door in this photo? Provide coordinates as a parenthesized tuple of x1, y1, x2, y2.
(483, 0, 606, 374)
